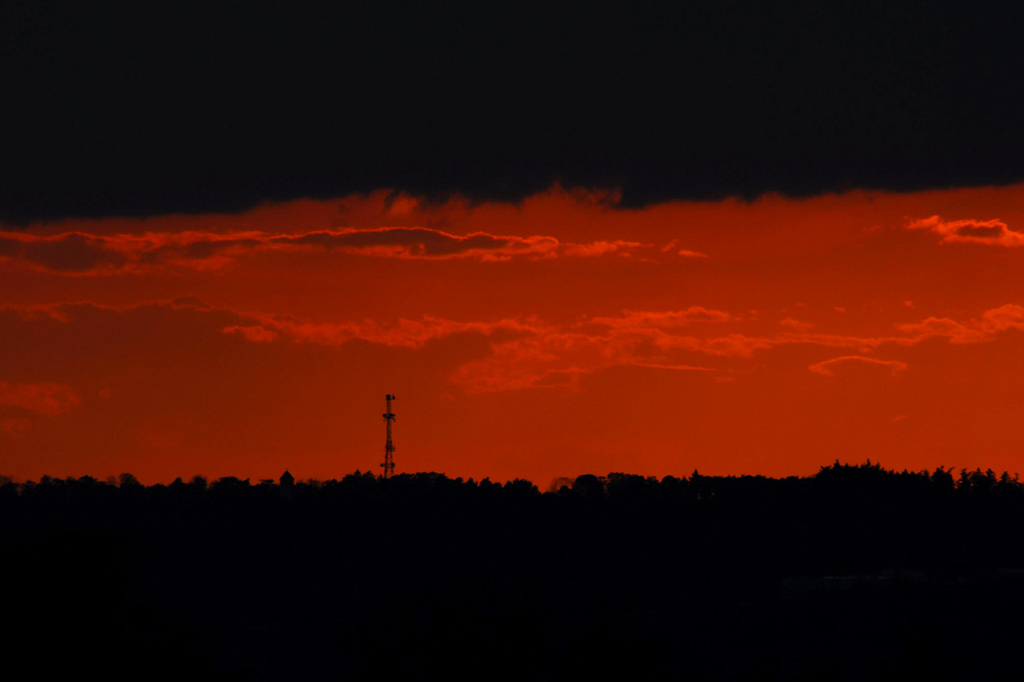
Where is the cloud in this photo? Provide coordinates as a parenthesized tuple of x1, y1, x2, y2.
(896, 304, 1024, 344)
(808, 356, 908, 377)
(449, 310, 737, 391)
(171, 296, 211, 309)
(215, 306, 731, 391)
(278, 227, 559, 260)
(259, 229, 653, 261)
(446, 330, 714, 393)
(222, 325, 279, 343)
(0, 230, 247, 274)
(231, 314, 548, 350)
(979, 304, 1024, 333)
(233, 303, 1021, 391)
(561, 240, 646, 257)
(0, 303, 72, 322)
(213, 303, 1024, 391)
(0, 227, 667, 274)
(5, 3, 1024, 227)
(907, 216, 1024, 247)
(0, 381, 80, 417)
(590, 307, 732, 329)
(8, 299, 1022, 396)
(656, 237, 709, 258)
(779, 317, 814, 331)
(0, 232, 130, 273)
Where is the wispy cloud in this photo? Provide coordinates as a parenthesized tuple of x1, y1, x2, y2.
(896, 304, 1024, 344)
(561, 240, 647, 257)
(225, 304, 1024, 390)
(659, 240, 708, 258)
(808, 356, 908, 377)
(907, 216, 1024, 247)
(0, 232, 130, 273)
(231, 314, 547, 349)
(8, 300, 1024, 395)
(0, 381, 80, 421)
(589, 307, 732, 329)
(0, 227, 678, 275)
(221, 325, 280, 343)
(779, 317, 814, 331)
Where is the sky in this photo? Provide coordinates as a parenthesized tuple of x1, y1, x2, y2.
(3, 3, 1024, 484)
(5, 185, 1024, 485)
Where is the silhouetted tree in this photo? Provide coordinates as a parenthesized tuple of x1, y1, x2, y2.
(573, 474, 604, 498)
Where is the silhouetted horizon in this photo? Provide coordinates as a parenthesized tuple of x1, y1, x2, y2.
(4, 458, 1022, 491)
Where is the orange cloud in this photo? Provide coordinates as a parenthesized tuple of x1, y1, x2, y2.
(448, 309, 740, 391)
(589, 307, 732, 329)
(212, 306, 731, 391)
(561, 240, 646, 257)
(779, 317, 814, 331)
(5, 298, 1023, 400)
(215, 304, 1024, 390)
(896, 304, 1024, 344)
(808, 356, 908, 377)
(448, 330, 715, 393)
(20, 297, 1024, 393)
(238, 314, 547, 349)
(0, 381, 80, 417)
(907, 216, 1024, 247)
(222, 325, 280, 343)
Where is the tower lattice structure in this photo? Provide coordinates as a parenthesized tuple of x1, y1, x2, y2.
(381, 394, 396, 478)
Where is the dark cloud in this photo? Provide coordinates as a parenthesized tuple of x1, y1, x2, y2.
(138, 237, 261, 266)
(0, 227, 632, 274)
(0, 233, 127, 272)
(171, 297, 210, 309)
(22, 233, 127, 272)
(2, 2, 1024, 223)
(281, 228, 547, 257)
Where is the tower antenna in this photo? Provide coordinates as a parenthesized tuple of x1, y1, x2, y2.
(381, 394, 396, 478)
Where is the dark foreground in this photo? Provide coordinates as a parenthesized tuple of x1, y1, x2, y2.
(4, 463, 1024, 680)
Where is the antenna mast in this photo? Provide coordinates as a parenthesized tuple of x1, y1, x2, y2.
(381, 394, 396, 478)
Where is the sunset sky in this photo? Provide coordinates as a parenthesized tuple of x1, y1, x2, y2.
(3, 3, 1024, 485)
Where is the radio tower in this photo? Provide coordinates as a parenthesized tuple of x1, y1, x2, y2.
(381, 394, 396, 478)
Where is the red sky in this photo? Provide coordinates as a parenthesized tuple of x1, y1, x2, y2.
(3, 184, 1024, 486)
